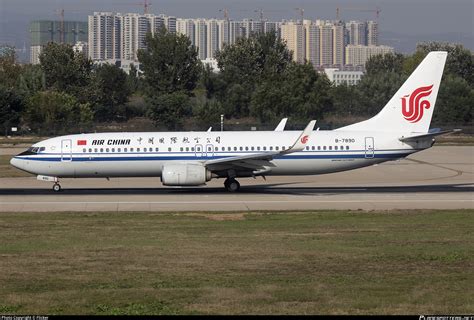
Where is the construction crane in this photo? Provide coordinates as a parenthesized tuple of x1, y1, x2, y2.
(53, 8, 86, 43)
(54, 9, 65, 43)
(336, 6, 382, 20)
(254, 8, 264, 21)
(294, 7, 304, 22)
(218, 8, 229, 20)
(118, 0, 152, 14)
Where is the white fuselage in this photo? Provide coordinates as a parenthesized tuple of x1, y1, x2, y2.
(10, 130, 429, 179)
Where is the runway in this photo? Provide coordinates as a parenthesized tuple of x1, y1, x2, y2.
(0, 146, 473, 211)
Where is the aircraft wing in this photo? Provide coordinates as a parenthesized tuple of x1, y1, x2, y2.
(399, 129, 461, 142)
(204, 120, 316, 173)
(274, 118, 288, 131)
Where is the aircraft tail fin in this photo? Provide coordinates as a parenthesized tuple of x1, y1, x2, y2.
(337, 51, 447, 133)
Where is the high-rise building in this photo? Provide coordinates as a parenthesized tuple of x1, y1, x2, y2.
(176, 18, 195, 45)
(263, 21, 281, 38)
(241, 19, 263, 38)
(229, 21, 243, 44)
(303, 20, 320, 67)
(217, 19, 229, 50)
(367, 21, 378, 46)
(162, 15, 177, 33)
(30, 20, 88, 64)
(332, 22, 345, 66)
(194, 19, 207, 60)
(281, 21, 305, 63)
(147, 14, 164, 35)
(88, 12, 121, 61)
(120, 13, 149, 61)
(318, 21, 333, 66)
(206, 19, 219, 59)
(346, 21, 367, 45)
(345, 44, 394, 66)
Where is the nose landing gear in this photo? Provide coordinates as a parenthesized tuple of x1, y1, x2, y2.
(52, 183, 62, 192)
(224, 178, 240, 192)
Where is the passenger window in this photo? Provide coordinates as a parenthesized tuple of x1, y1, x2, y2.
(118, 148, 121, 152)
(305, 146, 309, 150)
(137, 148, 140, 152)
(100, 148, 104, 152)
(245, 146, 249, 151)
(311, 146, 315, 150)
(112, 148, 115, 152)
(227, 147, 231, 151)
(269, 146, 273, 151)
(83, 148, 86, 152)
(234, 147, 237, 151)
(155, 148, 159, 152)
(40, 147, 45, 152)
(186, 147, 189, 152)
(130, 148, 134, 152)
(94, 148, 98, 152)
(88, 148, 92, 152)
(276, 146, 279, 151)
(329, 146, 332, 150)
(335, 146, 338, 150)
(323, 146, 326, 150)
(124, 148, 128, 152)
(180, 147, 183, 152)
(251, 146, 254, 151)
(191, 147, 195, 151)
(318, 146, 321, 150)
(168, 147, 171, 152)
(257, 146, 261, 151)
(346, 146, 349, 150)
(263, 146, 266, 151)
(239, 147, 243, 151)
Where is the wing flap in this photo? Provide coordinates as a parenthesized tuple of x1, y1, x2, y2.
(399, 129, 461, 142)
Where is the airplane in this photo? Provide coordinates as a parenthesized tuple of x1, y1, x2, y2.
(10, 51, 457, 192)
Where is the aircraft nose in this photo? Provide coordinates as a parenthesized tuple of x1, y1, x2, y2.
(10, 157, 20, 169)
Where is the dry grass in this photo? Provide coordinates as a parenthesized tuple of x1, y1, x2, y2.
(0, 210, 473, 315)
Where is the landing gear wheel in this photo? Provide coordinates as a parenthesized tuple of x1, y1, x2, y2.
(224, 178, 240, 192)
(52, 183, 61, 192)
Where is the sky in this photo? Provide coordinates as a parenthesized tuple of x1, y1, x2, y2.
(1, 0, 473, 61)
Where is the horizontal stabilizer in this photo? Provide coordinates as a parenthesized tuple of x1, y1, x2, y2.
(399, 129, 461, 142)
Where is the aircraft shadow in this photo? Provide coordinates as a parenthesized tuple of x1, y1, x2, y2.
(0, 183, 472, 196)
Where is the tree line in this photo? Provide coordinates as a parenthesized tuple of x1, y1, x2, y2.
(0, 28, 472, 136)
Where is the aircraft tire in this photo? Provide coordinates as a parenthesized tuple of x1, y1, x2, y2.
(52, 183, 61, 192)
(224, 178, 240, 192)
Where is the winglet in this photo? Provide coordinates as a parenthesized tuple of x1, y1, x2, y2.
(274, 118, 288, 131)
(207, 127, 212, 132)
(282, 120, 316, 154)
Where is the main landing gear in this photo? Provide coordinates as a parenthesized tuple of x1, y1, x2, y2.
(52, 183, 62, 192)
(224, 178, 240, 192)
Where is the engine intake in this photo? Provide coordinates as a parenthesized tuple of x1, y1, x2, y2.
(161, 163, 212, 186)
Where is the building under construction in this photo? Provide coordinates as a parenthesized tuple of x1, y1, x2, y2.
(29, 20, 88, 64)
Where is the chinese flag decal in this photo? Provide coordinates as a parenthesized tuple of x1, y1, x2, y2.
(77, 140, 87, 145)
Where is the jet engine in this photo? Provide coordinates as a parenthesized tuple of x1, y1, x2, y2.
(161, 163, 212, 186)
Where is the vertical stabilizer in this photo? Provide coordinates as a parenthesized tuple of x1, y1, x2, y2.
(337, 51, 447, 133)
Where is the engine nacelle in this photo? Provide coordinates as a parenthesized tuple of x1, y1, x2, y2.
(161, 163, 212, 186)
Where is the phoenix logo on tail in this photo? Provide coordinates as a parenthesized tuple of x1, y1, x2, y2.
(401, 85, 433, 123)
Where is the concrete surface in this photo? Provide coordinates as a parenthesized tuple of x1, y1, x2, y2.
(0, 146, 472, 212)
